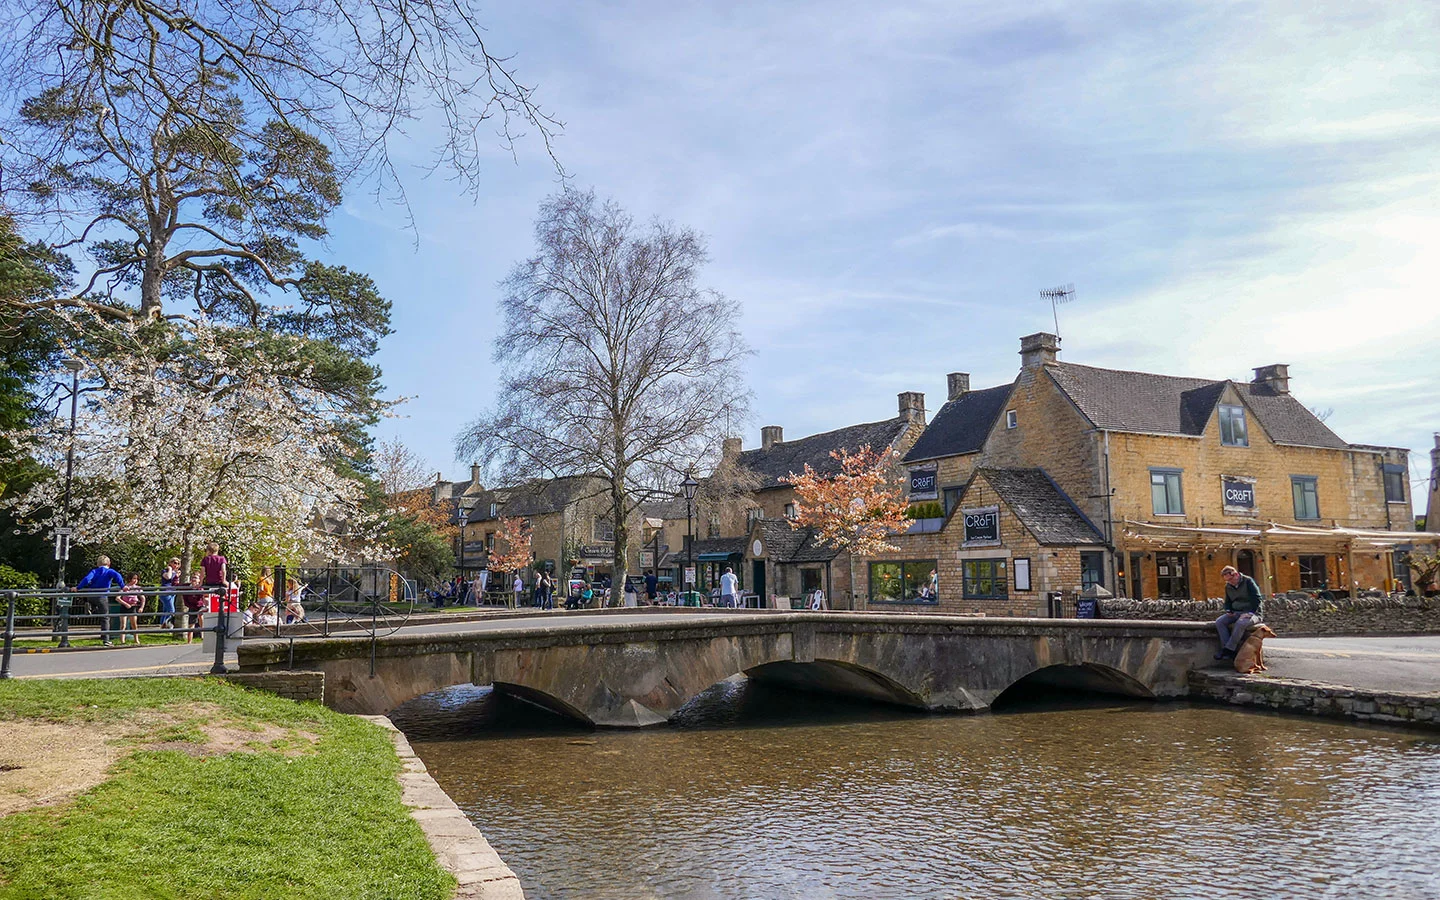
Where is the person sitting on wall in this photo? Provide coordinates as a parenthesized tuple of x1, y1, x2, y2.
(1215, 565, 1263, 660)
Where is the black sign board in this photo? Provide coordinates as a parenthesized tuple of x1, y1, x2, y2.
(962, 506, 1000, 545)
(1221, 476, 1256, 510)
(1076, 597, 1098, 619)
(909, 466, 939, 500)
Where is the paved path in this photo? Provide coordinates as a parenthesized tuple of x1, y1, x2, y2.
(10, 615, 1440, 697)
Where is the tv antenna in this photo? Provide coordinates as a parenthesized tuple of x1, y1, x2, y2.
(1039, 283, 1076, 339)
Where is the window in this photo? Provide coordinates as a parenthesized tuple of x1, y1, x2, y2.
(593, 519, 615, 541)
(485, 532, 495, 551)
(1298, 555, 1327, 590)
(784, 503, 797, 519)
(962, 559, 1008, 600)
(1291, 476, 1320, 520)
(1154, 552, 1189, 598)
(1128, 552, 1144, 599)
(1013, 558, 1031, 592)
(488, 502, 498, 518)
(1219, 404, 1248, 447)
(707, 513, 720, 539)
(942, 487, 962, 516)
(1080, 552, 1105, 591)
(1150, 468, 1184, 516)
(1005, 409, 1018, 429)
(868, 560, 939, 604)
(1383, 465, 1406, 503)
(746, 507, 763, 528)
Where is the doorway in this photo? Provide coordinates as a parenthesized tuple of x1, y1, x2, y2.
(1129, 553, 1144, 599)
(751, 560, 766, 606)
(1155, 552, 1190, 599)
(1235, 549, 1256, 580)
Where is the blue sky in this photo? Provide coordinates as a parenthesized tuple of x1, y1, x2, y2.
(339, 1, 1439, 498)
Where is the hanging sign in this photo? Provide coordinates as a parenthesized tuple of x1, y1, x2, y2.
(962, 506, 1001, 545)
(1221, 476, 1257, 513)
(908, 466, 939, 501)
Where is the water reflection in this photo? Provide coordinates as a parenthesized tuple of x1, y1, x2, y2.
(393, 681, 1440, 900)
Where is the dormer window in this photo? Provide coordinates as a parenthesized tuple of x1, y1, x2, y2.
(1219, 404, 1248, 447)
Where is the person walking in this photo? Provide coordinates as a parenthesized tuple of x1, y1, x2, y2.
(77, 555, 126, 646)
(720, 567, 739, 609)
(1215, 565, 1263, 660)
(644, 571, 658, 606)
(512, 572, 525, 609)
(159, 558, 180, 630)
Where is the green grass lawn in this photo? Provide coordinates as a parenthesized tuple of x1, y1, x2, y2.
(0, 678, 455, 900)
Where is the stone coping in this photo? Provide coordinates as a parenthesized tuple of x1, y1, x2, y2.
(1189, 670, 1440, 731)
(240, 613, 1215, 667)
(361, 716, 526, 900)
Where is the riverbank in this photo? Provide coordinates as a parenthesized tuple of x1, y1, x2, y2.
(0, 678, 455, 899)
(1189, 669, 1440, 730)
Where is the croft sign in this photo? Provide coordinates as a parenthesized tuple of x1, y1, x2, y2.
(962, 506, 1000, 545)
(1221, 476, 1256, 513)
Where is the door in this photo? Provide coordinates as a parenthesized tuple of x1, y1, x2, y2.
(1080, 552, 1105, 591)
(1129, 553, 1144, 599)
(751, 561, 766, 607)
(1236, 549, 1256, 580)
(1155, 552, 1190, 599)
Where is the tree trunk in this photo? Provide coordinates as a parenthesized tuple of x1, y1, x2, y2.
(140, 238, 167, 320)
(179, 528, 194, 578)
(610, 476, 628, 608)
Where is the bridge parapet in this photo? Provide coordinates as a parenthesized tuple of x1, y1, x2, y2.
(239, 613, 1216, 726)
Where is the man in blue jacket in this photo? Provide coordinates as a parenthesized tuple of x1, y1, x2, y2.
(1215, 565, 1263, 660)
(77, 556, 126, 646)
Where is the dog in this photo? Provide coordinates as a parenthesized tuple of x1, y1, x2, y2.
(1233, 623, 1277, 674)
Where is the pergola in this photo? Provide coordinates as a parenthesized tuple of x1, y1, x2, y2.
(1121, 519, 1440, 597)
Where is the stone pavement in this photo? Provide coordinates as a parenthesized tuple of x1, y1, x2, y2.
(1259, 635, 1440, 694)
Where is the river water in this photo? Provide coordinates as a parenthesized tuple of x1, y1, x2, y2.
(394, 681, 1440, 900)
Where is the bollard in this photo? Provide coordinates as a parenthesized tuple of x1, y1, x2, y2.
(210, 600, 228, 675)
(274, 565, 287, 638)
(0, 591, 16, 679)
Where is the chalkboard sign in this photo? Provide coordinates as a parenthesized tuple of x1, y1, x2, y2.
(962, 506, 1000, 545)
(1076, 597, 1098, 619)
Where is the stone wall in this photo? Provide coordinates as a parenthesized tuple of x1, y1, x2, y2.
(1099, 594, 1440, 636)
(1189, 670, 1440, 730)
(222, 670, 324, 702)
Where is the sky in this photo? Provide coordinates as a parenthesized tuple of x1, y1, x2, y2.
(337, 1, 1440, 499)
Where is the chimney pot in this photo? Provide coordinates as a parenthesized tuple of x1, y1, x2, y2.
(947, 373, 970, 401)
(1019, 332, 1060, 368)
(1252, 364, 1291, 395)
(760, 425, 783, 450)
(898, 391, 926, 423)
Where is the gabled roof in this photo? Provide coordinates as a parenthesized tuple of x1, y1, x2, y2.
(754, 518, 841, 563)
(1046, 362, 1347, 449)
(970, 468, 1105, 546)
(739, 416, 913, 489)
(465, 475, 603, 523)
(903, 384, 1013, 463)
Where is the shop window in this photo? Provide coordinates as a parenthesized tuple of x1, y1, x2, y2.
(801, 568, 823, 595)
(1393, 551, 1413, 591)
(1383, 465, 1406, 503)
(943, 487, 961, 516)
(869, 560, 939, 604)
(1150, 468, 1184, 516)
(1291, 476, 1320, 520)
(593, 519, 615, 541)
(1080, 552, 1105, 591)
(1298, 555, 1328, 590)
(1219, 404, 1248, 447)
(962, 559, 1008, 600)
(1005, 409, 1018, 429)
(1155, 552, 1189, 598)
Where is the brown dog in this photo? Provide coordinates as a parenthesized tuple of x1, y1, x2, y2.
(1234, 623, 1277, 674)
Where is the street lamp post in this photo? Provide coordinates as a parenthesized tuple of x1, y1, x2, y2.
(681, 472, 699, 602)
(55, 358, 82, 647)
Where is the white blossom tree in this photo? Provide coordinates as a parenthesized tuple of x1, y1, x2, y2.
(8, 319, 384, 574)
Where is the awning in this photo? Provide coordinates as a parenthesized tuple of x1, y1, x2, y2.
(1123, 519, 1440, 550)
(697, 551, 740, 562)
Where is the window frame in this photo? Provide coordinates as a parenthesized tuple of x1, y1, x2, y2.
(1218, 404, 1249, 447)
(1291, 475, 1320, 520)
(783, 502, 797, 519)
(1383, 465, 1406, 503)
(593, 518, 615, 542)
(1150, 467, 1185, 516)
(1005, 409, 1018, 429)
(868, 559, 940, 605)
(962, 558, 1008, 600)
(942, 486, 962, 516)
(1298, 554, 1328, 590)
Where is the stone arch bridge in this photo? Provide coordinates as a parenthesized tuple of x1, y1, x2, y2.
(237, 613, 1217, 727)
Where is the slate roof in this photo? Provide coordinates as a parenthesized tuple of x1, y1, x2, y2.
(739, 416, 914, 489)
(1046, 362, 1348, 449)
(903, 385, 1013, 463)
(971, 468, 1105, 546)
(755, 518, 841, 563)
(464, 475, 603, 523)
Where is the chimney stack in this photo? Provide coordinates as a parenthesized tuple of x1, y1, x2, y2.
(947, 373, 970, 402)
(722, 436, 742, 460)
(898, 391, 926, 423)
(1252, 364, 1291, 395)
(1019, 332, 1060, 368)
(470, 463, 482, 486)
(760, 425, 783, 450)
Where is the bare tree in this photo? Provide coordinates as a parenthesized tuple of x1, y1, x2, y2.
(457, 189, 750, 598)
(374, 437, 432, 496)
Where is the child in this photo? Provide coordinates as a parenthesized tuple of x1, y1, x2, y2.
(182, 571, 205, 644)
(118, 573, 143, 644)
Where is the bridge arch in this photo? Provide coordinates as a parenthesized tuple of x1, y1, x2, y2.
(990, 663, 1156, 709)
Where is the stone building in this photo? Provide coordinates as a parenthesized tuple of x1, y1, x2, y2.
(895, 332, 1431, 606)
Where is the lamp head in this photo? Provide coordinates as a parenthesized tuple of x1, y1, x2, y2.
(681, 472, 699, 501)
(62, 358, 83, 373)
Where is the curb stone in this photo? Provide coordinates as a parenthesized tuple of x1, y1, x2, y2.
(361, 716, 526, 899)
